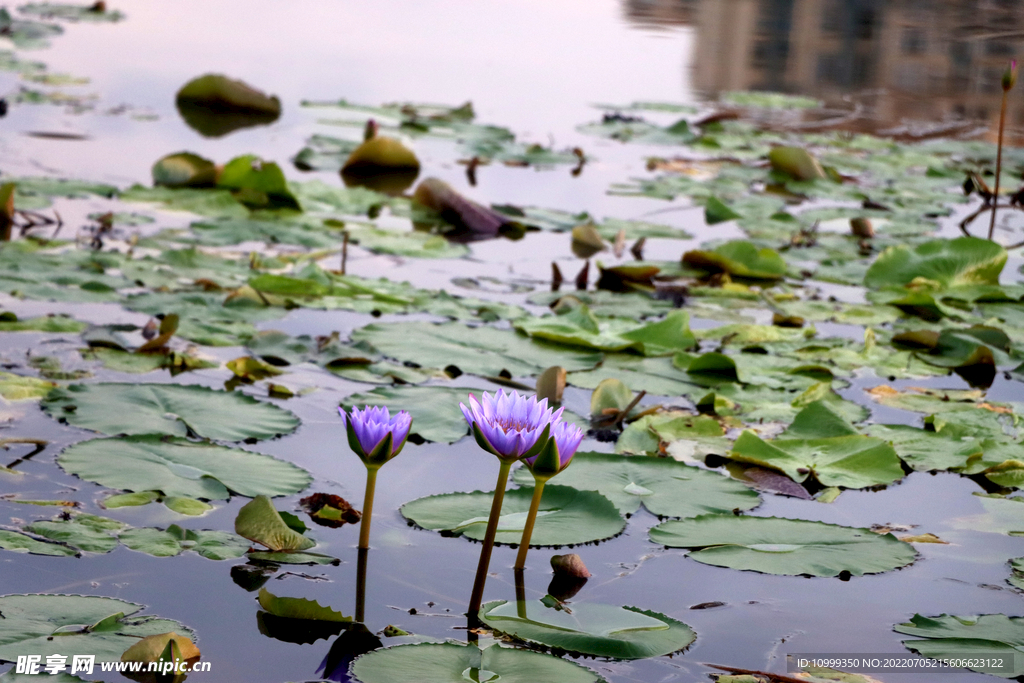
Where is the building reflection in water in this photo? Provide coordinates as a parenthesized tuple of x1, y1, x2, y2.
(623, 0, 1024, 136)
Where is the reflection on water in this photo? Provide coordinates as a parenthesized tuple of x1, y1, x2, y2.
(626, 0, 1024, 136)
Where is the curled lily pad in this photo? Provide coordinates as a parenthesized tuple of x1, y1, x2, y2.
(650, 514, 917, 577)
(351, 642, 604, 683)
(479, 601, 695, 659)
(176, 74, 281, 137)
(235, 495, 315, 552)
(728, 401, 904, 489)
(401, 485, 624, 547)
(512, 452, 759, 518)
(41, 383, 300, 441)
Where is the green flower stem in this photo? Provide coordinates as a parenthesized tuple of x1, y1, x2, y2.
(514, 568, 527, 618)
(355, 547, 369, 623)
(513, 479, 547, 570)
(990, 89, 1009, 240)
(467, 459, 513, 620)
(358, 467, 379, 550)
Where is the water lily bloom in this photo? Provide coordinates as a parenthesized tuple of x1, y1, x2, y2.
(463, 389, 562, 620)
(341, 406, 412, 469)
(340, 405, 412, 550)
(460, 389, 561, 462)
(514, 419, 585, 571)
(522, 419, 585, 480)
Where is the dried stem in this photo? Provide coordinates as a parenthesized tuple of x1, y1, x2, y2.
(989, 89, 1010, 240)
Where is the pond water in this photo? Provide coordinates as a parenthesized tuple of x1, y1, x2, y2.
(2, 2, 1024, 683)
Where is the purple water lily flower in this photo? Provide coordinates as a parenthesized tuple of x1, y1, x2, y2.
(460, 389, 562, 462)
(523, 419, 585, 479)
(341, 405, 412, 468)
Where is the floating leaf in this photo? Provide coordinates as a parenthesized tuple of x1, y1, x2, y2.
(0, 530, 78, 556)
(895, 614, 1024, 678)
(728, 401, 904, 488)
(480, 601, 695, 659)
(58, 436, 311, 500)
(235, 495, 315, 552)
(351, 321, 602, 378)
(682, 241, 786, 280)
(512, 452, 758, 517)
(257, 587, 350, 622)
(0, 372, 55, 401)
(864, 237, 1006, 290)
(351, 642, 603, 683)
(516, 307, 694, 356)
(217, 155, 300, 210)
(401, 485, 624, 547)
(704, 196, 742, 224)
(41, 383, 299, 441)
(121, 631, 200, 664)
(650, 514, 917, 576)
(0, 594, 193, 662)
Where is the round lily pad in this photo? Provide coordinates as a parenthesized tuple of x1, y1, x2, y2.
(401, 485, 624, 547)
(350, 642, 604, 683)
(0, 594, 193, 662)
(896, 614, 1024, 678)
(480, 601, 695, 659)
(512, 451, 759, 517)
(650, 514, 917, 577)
(41, 383, 299, 441)
(58, 436, 312, 500)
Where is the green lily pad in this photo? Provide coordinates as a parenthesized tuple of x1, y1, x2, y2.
(516, 308, 695, 356)
(728, 401, 904, 488)
(19, 3, 125, 22)
(650, 514, 917, 576)
(864, 237, 1006, 291)
(0, 594, 193, 662)
(864, 424, 982, 472)
(1009, 558, 1024, 590)
(511, 452, 759, 517)
(682, 241, 786, 280)
(616, 412, 732, 460)
(0, 372, 55, 401)
(0, 313, 86, 333)
(57, 436, 311, 500)
(401, 485, 624, 547)
(479, 601, 695, 659)
(895, 614, 1024, 678)
(41, 383, 299, 441)
(351, 321, 602, 378)
(0, 530, 78, 557)
(351, 642, 604, 683)
(26, 515, 122, 553)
